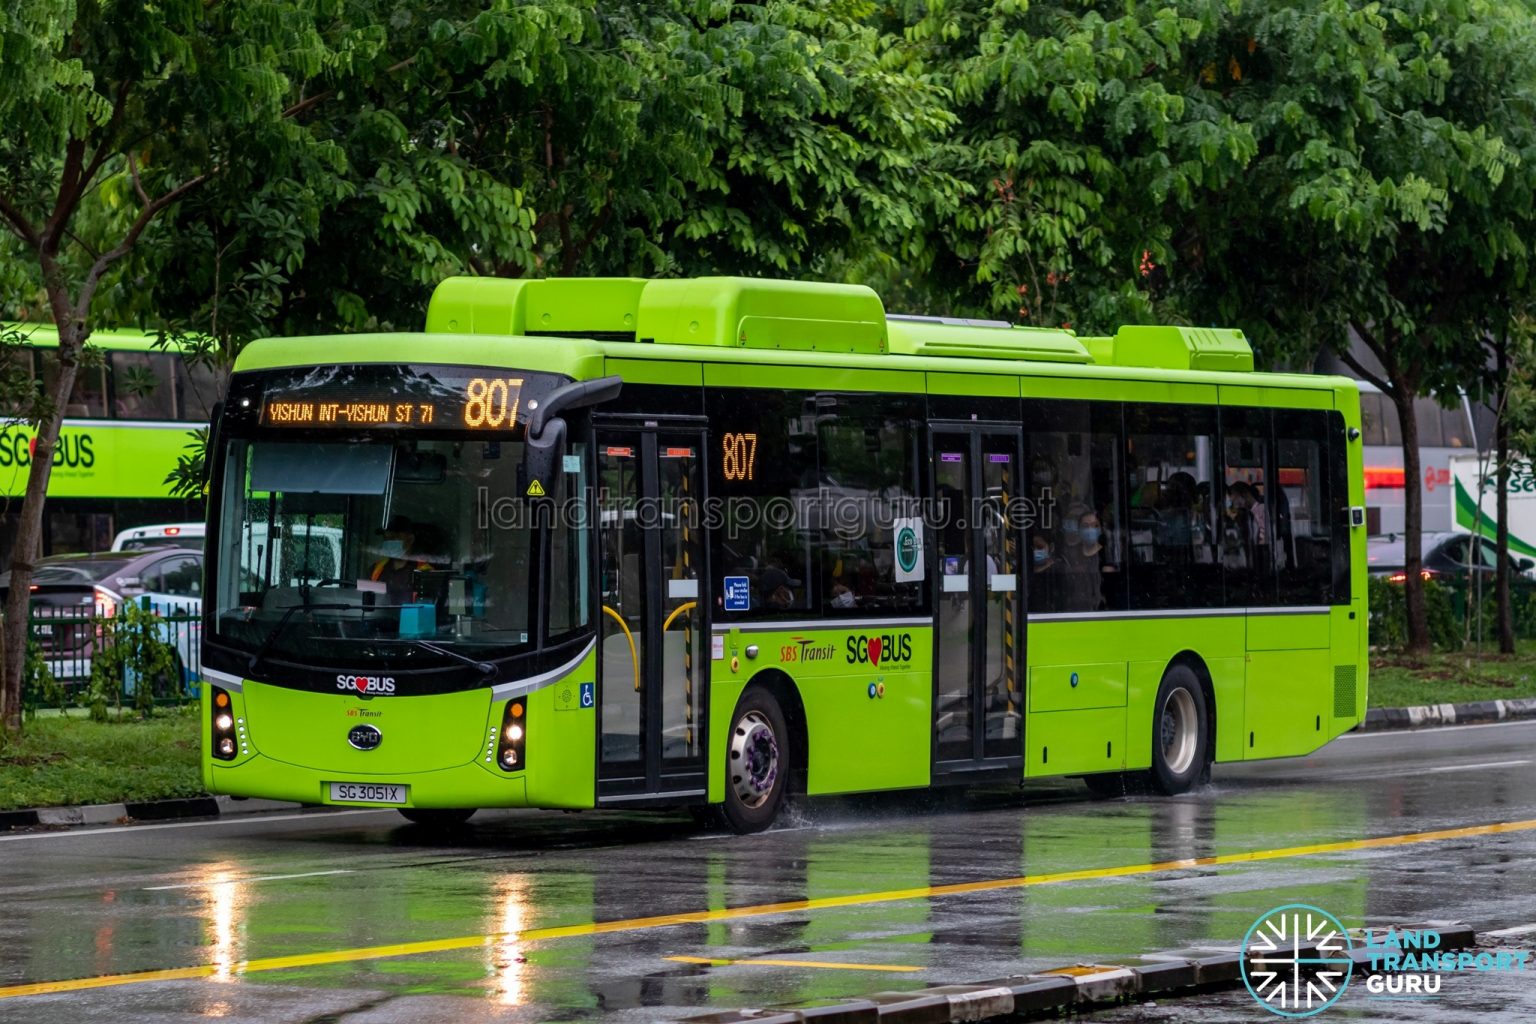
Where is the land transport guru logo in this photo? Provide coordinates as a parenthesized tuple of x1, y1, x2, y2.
(1242, 904, 1353, 1017)
(1242, 905, 1533, 1016)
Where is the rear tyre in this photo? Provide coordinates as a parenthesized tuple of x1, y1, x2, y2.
(1150, 664, 1209, 795)
(721, 687, 790, 834)
(397, 808, 477, 827)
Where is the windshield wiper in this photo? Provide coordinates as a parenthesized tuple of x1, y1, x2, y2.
(396, 639, 497, 678)
(246, 602, 352, 675)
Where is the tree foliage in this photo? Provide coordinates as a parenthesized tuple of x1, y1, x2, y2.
(1167, 0, 1536, 649)
(873, 0, 1256, 328)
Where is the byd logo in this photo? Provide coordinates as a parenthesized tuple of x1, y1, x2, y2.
(336, 674, 397, 695)
(844, 633, 913, 668)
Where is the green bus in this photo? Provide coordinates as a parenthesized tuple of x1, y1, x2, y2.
(200, 277, 1366, 832)
(0, 324, 217, 559)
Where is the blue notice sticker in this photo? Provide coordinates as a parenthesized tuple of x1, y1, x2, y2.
(579, 682, 595, 708)
(724, 575, 751, 611)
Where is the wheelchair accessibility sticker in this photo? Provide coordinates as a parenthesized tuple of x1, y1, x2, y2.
(554, 681, 597, 712)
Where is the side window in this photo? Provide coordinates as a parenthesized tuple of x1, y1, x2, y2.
(159, 556, 203, 599)
(1328, 411, 1352, 604)
(1413, 398, 1445, 447)
(110, 352, 177, 420)
(1220, 407, 1275, 606)
(1274, 410, 1335, 606)
(138, 561, 167, 593)
(1358, 392, 1386, 447)
(548, 441, 591, 638)
(1442, 406, 1471, 449)
(707, 388, 816, 618)
(41, 357, 108, 418)
(174, 355, 224, 422)
(1024, 399, 1126, 613)
(1126, 405, 1220, 609)
(814, 394, 925, 616)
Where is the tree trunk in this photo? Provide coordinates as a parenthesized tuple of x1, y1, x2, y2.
(1496, 338, 1515, 653)
(1394, 385, 1430, 652)
(0, 313, 83, 734)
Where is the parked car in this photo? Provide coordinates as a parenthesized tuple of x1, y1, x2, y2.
(1367, 531, 1535, 583)
(0, 549, 203, 689)
(111, 522, 205, 552)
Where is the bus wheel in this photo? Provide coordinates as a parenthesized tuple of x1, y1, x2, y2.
(722, 688, 789, 834)
(1151, 665, 1209, 795)
(397, 808, 477, 828)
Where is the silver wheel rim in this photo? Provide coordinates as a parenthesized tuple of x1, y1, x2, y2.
(1160, 687, 1198, 777)
(730, 710, 779, 809)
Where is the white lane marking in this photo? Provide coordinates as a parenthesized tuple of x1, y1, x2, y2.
(0, 809, 384, 843)
(1425, 760, 1532, 774)
(143, 869, 352, 891)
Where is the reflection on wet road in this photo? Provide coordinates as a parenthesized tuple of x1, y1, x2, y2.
(3, 722, 1536, 1021)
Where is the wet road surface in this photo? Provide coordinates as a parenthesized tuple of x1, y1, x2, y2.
(3, 722, 1536, 1021)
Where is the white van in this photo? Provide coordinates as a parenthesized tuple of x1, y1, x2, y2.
(111, 522, 206, 552)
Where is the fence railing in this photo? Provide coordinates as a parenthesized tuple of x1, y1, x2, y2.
(23, 598, 202, 714)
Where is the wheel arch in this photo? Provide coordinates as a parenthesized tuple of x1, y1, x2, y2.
(1165, 650, 1216, 768)
(743, 668, 808, 794)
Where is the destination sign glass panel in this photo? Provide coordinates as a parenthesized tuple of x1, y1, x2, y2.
(235, 364, 568, 435)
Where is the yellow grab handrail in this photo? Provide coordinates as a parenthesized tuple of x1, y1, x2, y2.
(602, 604, 641, 693)
(661, 601, 697, 632)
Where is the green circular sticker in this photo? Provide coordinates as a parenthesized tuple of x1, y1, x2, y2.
(896, 525, 919, 573)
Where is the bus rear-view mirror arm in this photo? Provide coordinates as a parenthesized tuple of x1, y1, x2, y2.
(524, 375, 623, 495)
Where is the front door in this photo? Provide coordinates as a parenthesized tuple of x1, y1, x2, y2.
(931, 426, 1025, 775)
(595, 426, 709, 800)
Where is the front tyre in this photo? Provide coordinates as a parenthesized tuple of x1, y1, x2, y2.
(721, 688, 789, 834)
(397, 808, 477, 828)
(1150, 665, 1209, 795)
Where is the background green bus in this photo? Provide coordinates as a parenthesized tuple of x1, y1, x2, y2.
(200, 276, 1366, 832)
(0, 325, 217, 559)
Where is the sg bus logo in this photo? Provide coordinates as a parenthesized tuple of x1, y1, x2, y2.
(0, 433, 95, 468)
(845, 633, 913, 668)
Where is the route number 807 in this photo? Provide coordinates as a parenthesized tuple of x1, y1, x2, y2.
(721, 432, 758, 482)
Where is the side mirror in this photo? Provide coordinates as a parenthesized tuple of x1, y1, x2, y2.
(1519, 558, 1534, 572)
(204, 400, 224, 487)
(522, 375, 622, 498)
(522, 416, 567, 499)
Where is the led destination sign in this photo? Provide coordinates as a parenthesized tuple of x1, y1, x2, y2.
(260, 375, 525, 431)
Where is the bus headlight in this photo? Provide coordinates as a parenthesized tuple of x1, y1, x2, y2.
(496, 700, 525, 773)
(211, 687, 239, 761)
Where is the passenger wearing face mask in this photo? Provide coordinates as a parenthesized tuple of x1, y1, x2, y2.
(1028, 532, 1064, 612)
(1063, 509, 1118, 611)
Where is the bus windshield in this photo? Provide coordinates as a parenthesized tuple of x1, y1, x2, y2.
(211, 434, 580, 671)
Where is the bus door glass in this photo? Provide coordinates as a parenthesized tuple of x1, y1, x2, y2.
(931, 426, 1025, 770)
(596, 428, 707, 796)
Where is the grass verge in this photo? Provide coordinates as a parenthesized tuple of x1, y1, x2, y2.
(1369, 642, 1536, 708)
(0, 710, 202, 811)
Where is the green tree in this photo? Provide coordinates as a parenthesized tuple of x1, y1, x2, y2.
(1, 1, 964, 731)
(0, 0, 389, 732)
(1170, 0, 1536, 652)
(874, 0, 1255, 330)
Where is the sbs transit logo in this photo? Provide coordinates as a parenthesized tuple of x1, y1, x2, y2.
(1242, 904, 1354, 1017)
(336, 674, 396, 696)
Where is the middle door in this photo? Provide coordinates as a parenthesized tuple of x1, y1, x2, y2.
(932, 426, 1026, 772)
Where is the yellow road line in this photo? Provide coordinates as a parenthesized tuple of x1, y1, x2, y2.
(6, 815, 1536, 1000)
(666, 955, 921, 973)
